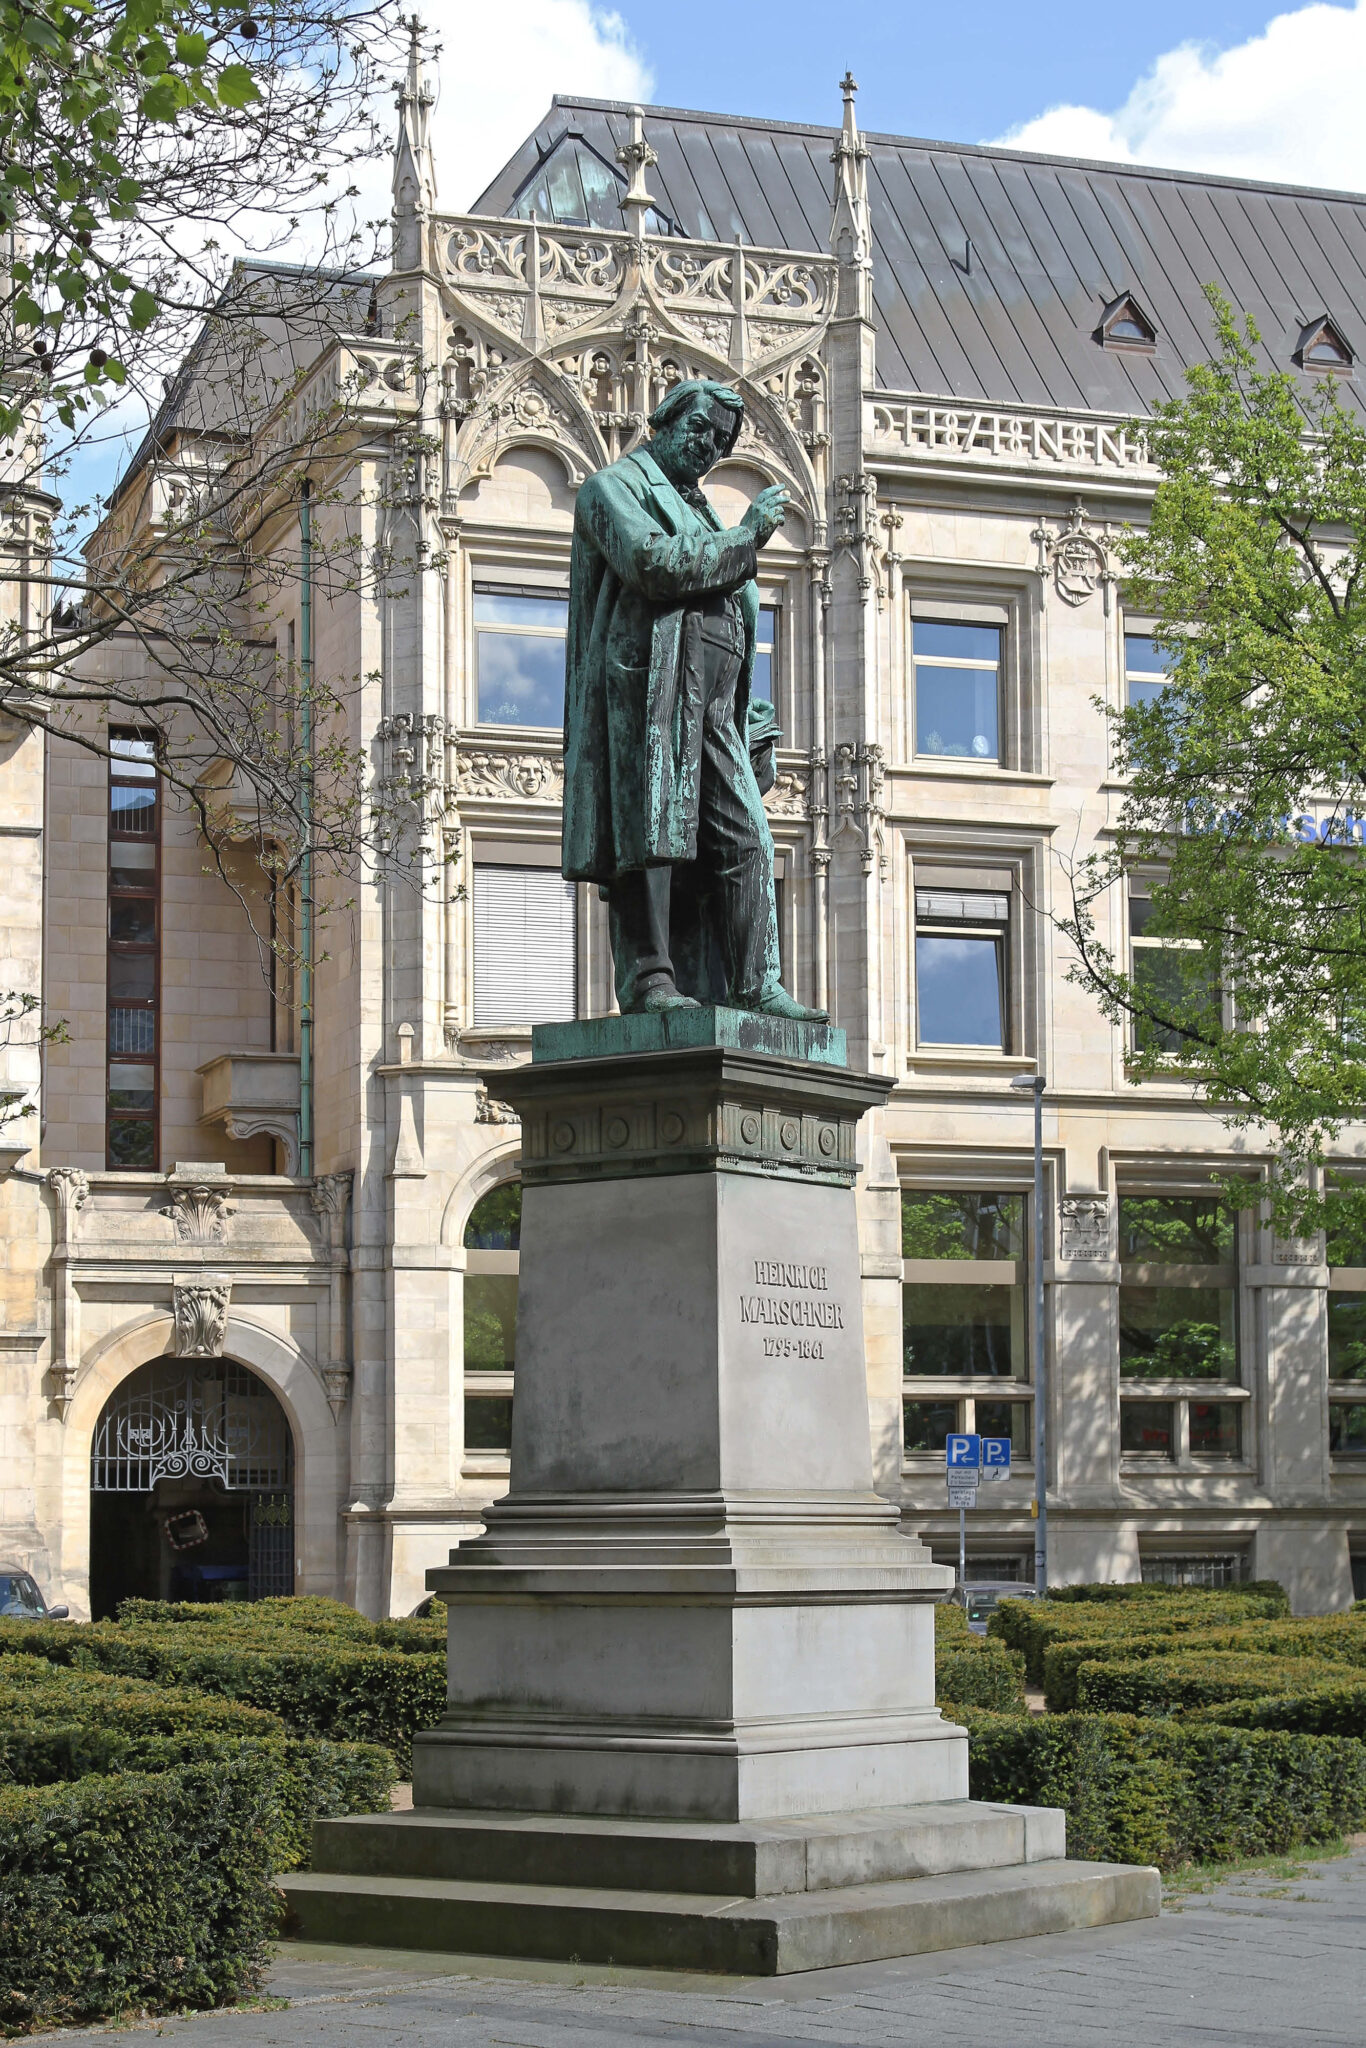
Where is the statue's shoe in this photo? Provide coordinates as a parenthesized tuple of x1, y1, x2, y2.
(632, 985, 702, 1012)
(732, 986, 829, 1023)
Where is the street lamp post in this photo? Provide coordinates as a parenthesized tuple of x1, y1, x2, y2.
(1011, 1073, 1047, 1593)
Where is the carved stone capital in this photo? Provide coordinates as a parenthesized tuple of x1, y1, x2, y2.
(46, 1167, 89, 1247)
(474, 1083, 520, 1126)
(320, 1364, 353, 1421)
(173, 1281, 232, 1358)
(162, 1176, 235, 1246)
(310, 1170, 355, 1241)
(48, 1361, 77, 1421)
(1059, 1195, 1111, 1260)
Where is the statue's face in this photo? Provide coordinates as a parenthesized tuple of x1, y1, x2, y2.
(651, 396, 735, 487)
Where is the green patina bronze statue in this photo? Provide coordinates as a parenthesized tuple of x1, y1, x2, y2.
(563, 379, 827, 1019)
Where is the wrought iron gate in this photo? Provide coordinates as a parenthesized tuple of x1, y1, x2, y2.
(91, 1357, 295, 1599)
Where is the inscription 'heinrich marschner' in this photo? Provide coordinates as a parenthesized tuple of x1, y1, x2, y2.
(740, 1259, 845, 1359)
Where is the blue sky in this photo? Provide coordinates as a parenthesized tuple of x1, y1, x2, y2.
(593, 2, 1283, 146)
(67, 1, 1366, 514)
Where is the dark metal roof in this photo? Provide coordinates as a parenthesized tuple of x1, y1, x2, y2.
(473, 97, 1366, 413)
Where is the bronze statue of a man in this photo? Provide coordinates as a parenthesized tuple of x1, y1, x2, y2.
(562, 379, 826, 1019)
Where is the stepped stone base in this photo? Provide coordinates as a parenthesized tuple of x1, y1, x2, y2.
(278, 1802, 1160, 1976)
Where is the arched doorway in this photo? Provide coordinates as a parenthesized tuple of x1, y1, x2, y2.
(89, 1355, 295, 1618)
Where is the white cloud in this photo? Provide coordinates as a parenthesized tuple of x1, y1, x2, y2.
(422, 0, 653, 209)
(993, 1, 1366, 191)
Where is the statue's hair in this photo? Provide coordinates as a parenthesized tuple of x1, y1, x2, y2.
(647, 379, 744, 457)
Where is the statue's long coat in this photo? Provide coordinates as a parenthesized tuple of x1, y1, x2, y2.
(562, 444, 760, 884)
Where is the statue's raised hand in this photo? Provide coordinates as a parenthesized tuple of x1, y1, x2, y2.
(740, 484, 789, 548)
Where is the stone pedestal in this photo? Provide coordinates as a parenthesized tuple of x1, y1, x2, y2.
(413, 1015, 964, 1821)
(282, 1013, 1159, 1970)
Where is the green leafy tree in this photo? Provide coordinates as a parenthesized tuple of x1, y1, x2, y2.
(1062, 288, 1366, 1236)
(0, 5, 443, 995)
(0, 1, 394, 434)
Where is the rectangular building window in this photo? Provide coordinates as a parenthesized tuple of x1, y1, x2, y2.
(107, 734, 159, 1168)
(901, 1188, 1031, 1463)
(915, 886, 1008, 1049)
(473, 865, 576, 1027)
(1118, 1192, 1244, 1462)
(1119, 1401, 1174, 1457)
(1124, 633, 1174, 709)
(1325, 1197, 1366, 1452)
(751, 603, 779, 703)
(1141, 1552, 1245, 1587)
(1129, 875, 1217, 1055)
(463, 1182, 520, 1460)
(474, 585, 568, 728)
(912, 620, 1001, 761)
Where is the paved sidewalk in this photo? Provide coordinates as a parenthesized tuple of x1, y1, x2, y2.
(53, 1843, 1366, 2048)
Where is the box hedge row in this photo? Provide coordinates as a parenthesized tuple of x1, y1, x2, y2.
(0, 1654, 396, 2034)
(1188, 1686, 1366, 1739)
(1073, 1652, 1364, 1717)
(2, 1752, 288, 2035)
(1043, 1581, 1289, 1612)
(112, 1596, 448, 1655)
(1041, 1613, 1366, 1711)
(0, 1620, 447, 1773)
(948, 1704, 1366, 1868)
(987, 1590, 1298, 1687)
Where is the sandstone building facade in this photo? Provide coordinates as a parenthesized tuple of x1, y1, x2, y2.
(4, 57, 1365, 1617)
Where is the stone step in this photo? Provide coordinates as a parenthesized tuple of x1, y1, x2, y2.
(310, 1800, 1064, 1899)
(278, 1859, 1160, 1977)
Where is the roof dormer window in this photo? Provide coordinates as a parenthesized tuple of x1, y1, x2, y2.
(1097, 292, 1157, 352)
(509, 133, 674, 236)
(1295, 315, 1353, 373)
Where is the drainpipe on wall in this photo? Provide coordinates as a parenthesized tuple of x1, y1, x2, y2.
(298, 481, 314, 1180)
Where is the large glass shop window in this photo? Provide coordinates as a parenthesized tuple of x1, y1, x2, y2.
(474, 585, 568, 728)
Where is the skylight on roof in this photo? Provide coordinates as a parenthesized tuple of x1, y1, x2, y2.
(1097, 292, 1157, 351)
(1295, 315, 1353, 372)
(509, 134, 674, 236)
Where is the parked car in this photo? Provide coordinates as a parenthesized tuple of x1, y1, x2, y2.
(952, 1580, 1037, 1635)
(0, 1567, 69, 1619)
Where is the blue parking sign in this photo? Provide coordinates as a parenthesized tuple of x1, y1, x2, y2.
(981, 1437, 1011, 1472)
(946, 1433, 981, 1469)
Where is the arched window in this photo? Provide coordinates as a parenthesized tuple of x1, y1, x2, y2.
(462, 1181, 522, 1455)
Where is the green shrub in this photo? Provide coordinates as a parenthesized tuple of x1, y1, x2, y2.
(111, 1598, 447, 1656)
(0, 1620, 446, 1772)
(989, 1591, 1301, 1687)
(936, 1643, 1028, 1712)
(1075, 1652, 1359, 1716)
(934, 1600, 971, 1642)
(959, 1706, 1366, 1868)
(0, 1754, 281, 2034)
(1043, 1580, 1289, 1613)
(1191, 1687, 1366, 1738)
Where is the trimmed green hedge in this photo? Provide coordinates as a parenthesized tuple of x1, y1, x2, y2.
(1190, 1687, 1366, 1738)
(112, 1597, 447, 1656)
(0, 1753, 282, 2034)
(0, 1620, 446, 1773)
(936, 1646, 1027, 1712)
(988, 1591, 1295, 1688)
(1041, 1614, 1366, 1711)
(956, 1705, 1366, 1868)
(1043, 1581, 1289, 1612)
(0, 1649, 397, 2031)
(1074, 1652, 1361, 1717)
